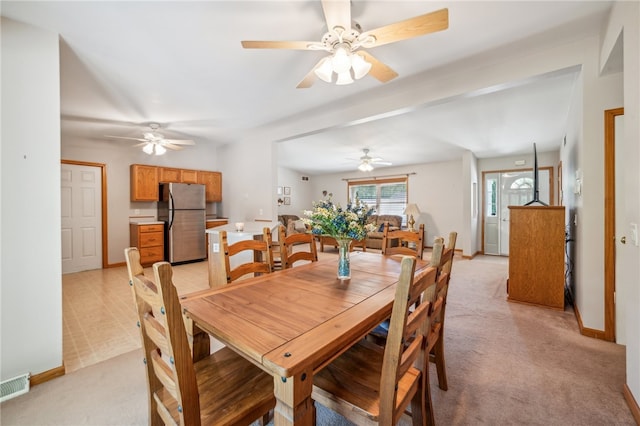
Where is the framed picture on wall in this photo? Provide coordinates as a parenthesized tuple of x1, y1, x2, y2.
(277, 186, 283, 195)
(284, 187, 291, 195)
(284, 197, 291, 205)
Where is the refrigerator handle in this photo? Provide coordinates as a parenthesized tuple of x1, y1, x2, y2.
(169, 192, 175, 230)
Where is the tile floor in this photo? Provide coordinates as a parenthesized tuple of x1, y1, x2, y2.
(62, 260, 211, 373)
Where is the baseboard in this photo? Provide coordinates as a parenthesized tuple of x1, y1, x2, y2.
(30, 364, 65, 386)
(462, 250, 480, 260)
(623, 384, 640, 425)
(106, 261, 126, 268)
(573, 303, 607, 340)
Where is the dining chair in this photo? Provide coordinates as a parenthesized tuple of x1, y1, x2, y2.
(430, 231, 457, 391)
(220, 227, 274, 283)
(124, 248, 275, 426)
(277, 224, 318, 268)
(312, 257, 439, 426)
(381, 222, 425, 259)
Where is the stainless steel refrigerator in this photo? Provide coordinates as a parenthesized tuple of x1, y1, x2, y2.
(158, 183, 206, 264)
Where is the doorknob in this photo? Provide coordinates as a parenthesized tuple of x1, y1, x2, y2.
(620, 236, 626, 244)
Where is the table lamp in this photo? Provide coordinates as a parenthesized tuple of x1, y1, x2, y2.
(403, 203, 421, 231)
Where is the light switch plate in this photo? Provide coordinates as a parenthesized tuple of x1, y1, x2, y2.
(631, 223, 638, 247)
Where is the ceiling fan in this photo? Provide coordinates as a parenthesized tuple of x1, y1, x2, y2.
(241, 0, 448, 88)
(106, 123, 195, 156)
(356, 148, 392, 172)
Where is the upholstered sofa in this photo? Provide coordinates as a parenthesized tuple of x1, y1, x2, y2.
(365, 214, 403, 249)
(277, 214, 308, 236)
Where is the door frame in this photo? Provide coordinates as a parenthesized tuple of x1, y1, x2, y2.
(481, 166, 554, 254)
(61, 160, 108, 268)
(604, 107, 623, 342)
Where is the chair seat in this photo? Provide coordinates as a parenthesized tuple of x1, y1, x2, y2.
(313, 339, 421, 423)
(157, 346, 275, 425)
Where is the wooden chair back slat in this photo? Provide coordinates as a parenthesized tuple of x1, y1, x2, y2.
(379, 261, 436, 425)
(221, 227, 274, 283)
(381, 223, 425, 259)
(125, 247, 275, 426)
(277, 225, 318, 268)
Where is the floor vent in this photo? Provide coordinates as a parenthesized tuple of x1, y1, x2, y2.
(1, 373, 30, 402)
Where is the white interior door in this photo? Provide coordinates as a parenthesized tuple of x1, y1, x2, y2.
(61, 163, 102, 273)
(614, 114, 625, 344)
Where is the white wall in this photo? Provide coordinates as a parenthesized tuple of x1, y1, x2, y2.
(217, 139, 277, 224)
(308, 161, 464, 251)
(276, 167, 314, 218)
(600, 0, 640, 407)
(1, 18, 62, 380)
(62, 137, 220, 265)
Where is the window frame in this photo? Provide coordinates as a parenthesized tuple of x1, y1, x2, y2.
(347, 177, 409, 225)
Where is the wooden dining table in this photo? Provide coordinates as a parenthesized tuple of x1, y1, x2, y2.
(181, 251, 431, 426)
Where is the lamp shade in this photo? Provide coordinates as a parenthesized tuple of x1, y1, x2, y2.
(403, 203, 420, 217)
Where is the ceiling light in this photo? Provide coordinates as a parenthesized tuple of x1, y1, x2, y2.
(358, 162, 374, 172)
(351, 53, 372, 80)
(315, 57, 333, 83)
(154, 144, 166, 155)
(142, 142, 167, 156)
(313, 43, 371, 86)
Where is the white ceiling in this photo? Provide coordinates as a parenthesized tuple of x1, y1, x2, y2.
(2, 1, 613, 175)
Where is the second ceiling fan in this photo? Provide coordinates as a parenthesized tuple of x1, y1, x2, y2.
(241, 0, 448, 88)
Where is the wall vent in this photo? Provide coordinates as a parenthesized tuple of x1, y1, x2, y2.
(1, 373, 30, 402)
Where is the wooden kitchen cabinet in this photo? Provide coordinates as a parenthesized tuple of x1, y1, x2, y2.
(508, 206, 565, 309)
(130, 164, 159, 201)
(198, 171, 222, 202)
(180, 169, 198, 183)
(159, 167, 181, 183)
(130, 223, 165, 266)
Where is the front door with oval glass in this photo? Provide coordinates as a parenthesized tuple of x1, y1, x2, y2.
(483, 169, 551, 256)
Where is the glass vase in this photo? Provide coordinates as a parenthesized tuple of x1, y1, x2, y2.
(336, 238, 351, 280)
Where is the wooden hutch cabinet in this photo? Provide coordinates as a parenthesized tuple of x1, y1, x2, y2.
(508, 205, 565, 309)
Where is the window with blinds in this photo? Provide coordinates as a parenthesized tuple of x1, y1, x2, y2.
(348, 177, 408, 225)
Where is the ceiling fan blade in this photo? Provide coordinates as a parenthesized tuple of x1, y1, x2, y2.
(241, 40, 320, 50)
(105, 135, 148, 142)
(163, 139, 195, 145)
(372, 160, 392, 166)
(321, 0, 351, 32)
(361, 8, 448, 48)
(357, 51, 398, 83)
(161, 143, 185, 151)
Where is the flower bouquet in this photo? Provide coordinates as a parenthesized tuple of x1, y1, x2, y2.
(303, 198, 375, 279)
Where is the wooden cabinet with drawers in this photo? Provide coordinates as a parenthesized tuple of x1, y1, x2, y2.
(130, 223, 165, 266)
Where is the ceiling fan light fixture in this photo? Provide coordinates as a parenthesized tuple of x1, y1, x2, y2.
(154, 144, 167, 155)
(336, 71, 354, 85)
(314, 57, 333, 83)
(358, 162, 374, 172)
(351, 53, 371, 80)
(331, 44, 352, 74)
(142, 142, 154, 155)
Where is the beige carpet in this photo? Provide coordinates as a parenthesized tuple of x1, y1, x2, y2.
(1, 255, 634, 425)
